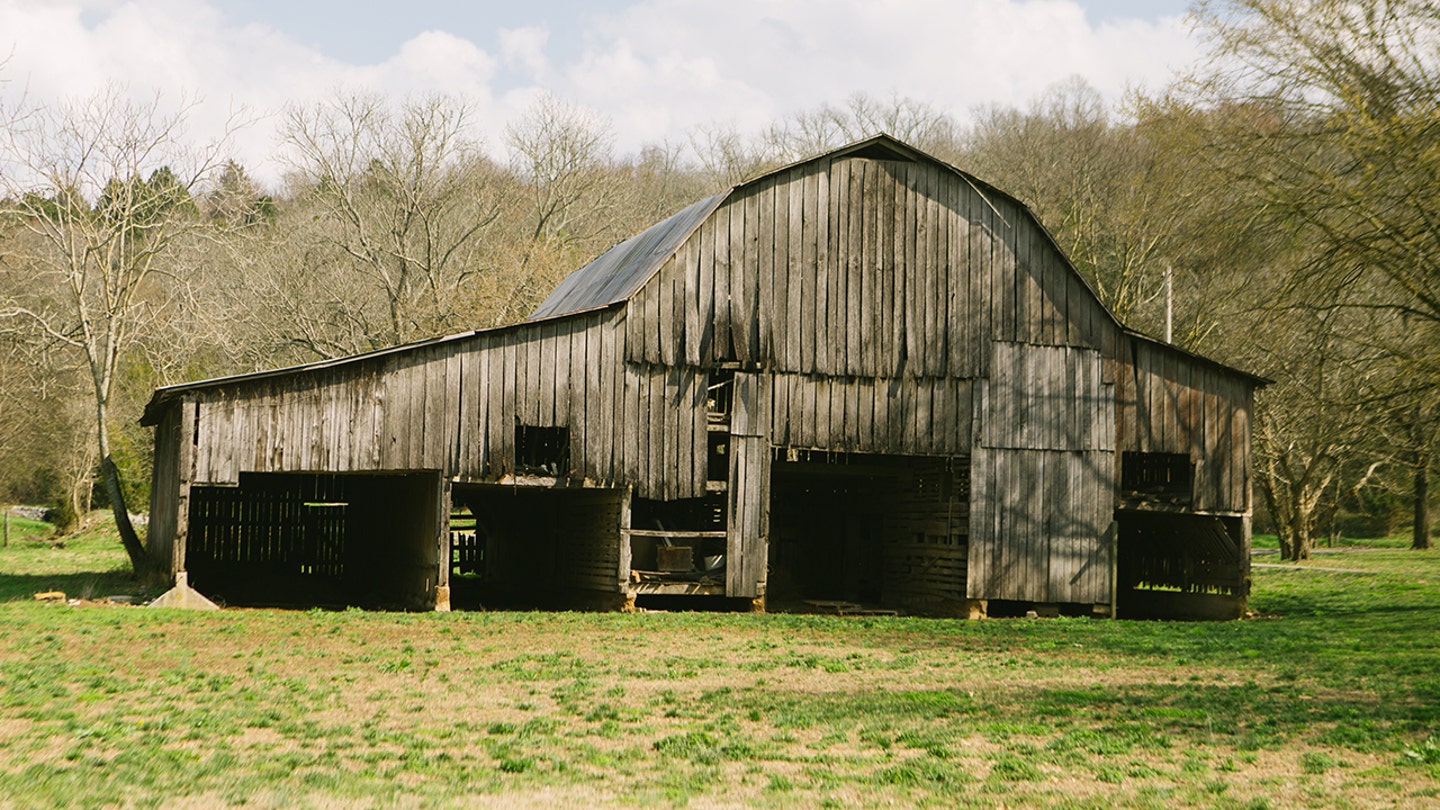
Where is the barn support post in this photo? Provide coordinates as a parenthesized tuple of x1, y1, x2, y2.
(1238, 514, 1252, 605)
(617, 486, 635, 611)
(174, 398, 196, 577)
(435, 476, 452, 612)
(1106, 518, 1119, 618)
(726, 373, 771, 605)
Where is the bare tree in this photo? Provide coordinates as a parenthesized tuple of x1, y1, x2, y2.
(499, 95, 626, 321)
(687, 123, 780, 190)
(0, 87, 232, 576)
(278, 92, 505, 350)
(963, 79, 1194, 331)
(1192, 0, 1440, 549)
(771, 92, 961, 160)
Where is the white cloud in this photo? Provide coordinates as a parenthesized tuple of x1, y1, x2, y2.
(0, 0, 1202, 186)
(499, 26, 551, 80)
(552, 0, 1200, 150)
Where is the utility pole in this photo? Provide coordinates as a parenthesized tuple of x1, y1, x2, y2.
(1164, 264, 1174, 343)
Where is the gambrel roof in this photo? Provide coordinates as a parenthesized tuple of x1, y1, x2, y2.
(530, 133, 1266, 385)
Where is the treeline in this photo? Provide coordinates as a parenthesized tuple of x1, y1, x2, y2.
(1, 0, 1435, 562)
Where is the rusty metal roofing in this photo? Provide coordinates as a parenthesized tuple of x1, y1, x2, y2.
(527, 192, 728, 320)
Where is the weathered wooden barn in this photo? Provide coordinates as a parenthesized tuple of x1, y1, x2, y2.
(143, 135, 1265, 619)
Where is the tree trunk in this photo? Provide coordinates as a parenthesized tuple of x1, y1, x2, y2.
(1278, 518, 1312, 562)
(101, 454, 152, 578)
(1415, 451, 1431, 551)
(95, 398, 154, 580)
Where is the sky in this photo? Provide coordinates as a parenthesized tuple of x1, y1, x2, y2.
(0, 0, 1204, 186)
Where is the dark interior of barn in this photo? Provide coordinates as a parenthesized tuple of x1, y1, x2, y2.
(1115, 510, 1247, 619)
(449, 484, 625, 610)
(767, 452, 970, 616)
(186, 471, 440, 609)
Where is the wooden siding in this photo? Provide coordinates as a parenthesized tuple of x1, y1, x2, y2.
(883, 461, 970, 613)
(968, 342, 1116, 605)
(625, 157, 1119, 378)
(769, 373, 973, 456)
(1115, 337, 1252, 513)
(184, 309, 709, 502)
(967, 447, 1114, 604)
(145, 403, 183, 572)
(727, 373, 770, 598)
(983, 343, 1115, 452)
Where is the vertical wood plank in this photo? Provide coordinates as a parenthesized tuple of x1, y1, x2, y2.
(829, 157, 846, 371)
(659, 255, 677, 367)
(786, 169, 804, 372)
(731, 191, 754, 363)
(709, 214, 728, 364)
(903, 163, 920, 375)
(935, 166, 951, 377)
(815, 162, 831, 376)
(769, 171, 789, 369)
(967, 188, 989, 376)
(760, 175, 779, 365)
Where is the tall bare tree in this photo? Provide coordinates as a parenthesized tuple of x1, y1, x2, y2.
(1193, 0, 1440, 550)
(0, 87, 231, 576)
(499, 95, 626, 321)
(278, 93, 505, 350)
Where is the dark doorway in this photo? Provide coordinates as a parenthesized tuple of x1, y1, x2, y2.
(768, 452, 969, 615)
(186, 471, 441, 609)
(450, 484, 625, 610)
(1115, 510, 1247, 619)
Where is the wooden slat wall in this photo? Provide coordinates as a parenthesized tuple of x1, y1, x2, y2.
(727, 372, 771, 598)
(769, 373, 973, 456)
(553, 490, 624, 593)
(983, 343, 1115, 453)
(967, 341, 1116, 605)
(186, 309, 708, 502)
(1114, 337, 1255, 513)
(624, 157, 1115, 377)
(884, 460, 970, 613)
(145, 403, 182, 571)
(967, 447, 1114, 604)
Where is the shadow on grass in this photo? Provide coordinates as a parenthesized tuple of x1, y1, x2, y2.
(0, 570, 143, 604)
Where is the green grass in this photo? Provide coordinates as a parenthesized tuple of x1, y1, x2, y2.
(0, 519, 1436, 808)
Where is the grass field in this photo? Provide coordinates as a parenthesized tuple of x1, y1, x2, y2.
(0, 516, 1436, 809)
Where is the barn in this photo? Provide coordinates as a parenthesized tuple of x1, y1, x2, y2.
(142, 134, 1265, 619)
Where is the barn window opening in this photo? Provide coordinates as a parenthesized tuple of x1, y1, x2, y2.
(515, 425, 570, 476)
(706, 369, 735, 424)
(1121, 452, 1193, 506)
(707, 431, 729, 482)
